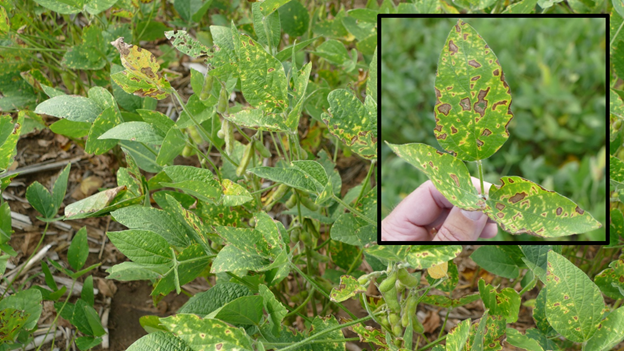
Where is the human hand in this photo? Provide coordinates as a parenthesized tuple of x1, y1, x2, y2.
(382, 177, 498, 241)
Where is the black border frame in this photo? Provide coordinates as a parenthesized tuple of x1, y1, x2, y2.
(377, 13, 610, 246)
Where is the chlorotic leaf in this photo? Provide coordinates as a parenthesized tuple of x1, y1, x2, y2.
(110, 37, 171, 100)
(224, 108, 290, 132)
(64, 186, 127, 219)
(165, 30, 211, 58)
(0, 113, 23, 172)
(445, 319, 471, 351)
(405, 245, 461, 269)
(505, 328, 544, 351)
(545, 250, 604, 342)
(478, 279, 521, 323)
(434, 19, 513, 161)
(126, 331, 193, 351)
(222, 179, 253, 206)
(611, 155, 624, 184)
(0, 289, 42, 331)
(85, 107, 123, 155)
(427, 261, 448, 279)
(322, 89, 377, 160)
(159, 314, 254, 351)
(386, 142, 484, 210)
(259, 0, 291, 15)
(162, 165, 222, 202)
(484, 176, 601, 237)
(585, 306, 624, 351)
(329, 275, 366, 303)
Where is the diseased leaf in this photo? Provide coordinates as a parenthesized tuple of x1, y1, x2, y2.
(165, 30, 211, 58)
(0, 289, 42, 331)
(159, 314, 254, 351)
(178, 282, 252, 315)
(545, 250, 604, 342)
(248, 165, 320, 194)
(259, 284, 288, 335)
(505, 328, 544, 351)
(0, 113, 23, 171)
(434, 19, 513, 161)
(126, 331, 193, 351)
(259, 0, 292, 15)
(86, 107, 122, 155)
(161, 165, 222, 202)
(611, 155, 624, 184)
(485, 176, 601, 237)
(350, 324, 387, 349)
(110, 37, 171, 100)
(386, 142, 483, 210)
(222, 179, 253, 206)
(224, 108, 290, 132)
(330, 275, 365, 302)
(111, 205, 190, 248)
(364, 245, 411, 263)
(157, 128, 186, 166)
(322, 89, 377, 160)
(62, 26, 107, 70)
(278, 0, 309, 37)
(64, 186, 131, 219)
(445, 319, 471, 351)
(594, 256, 624, 300)
(331, 213, 375, 247)
(478, 279, 521, 323)
(208, 295, 264, 325)
(585, 306, 624, 351)
(107, 230, 173, 265)
(405, 245, 461, 269)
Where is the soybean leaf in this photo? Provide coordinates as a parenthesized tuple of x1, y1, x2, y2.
(110, 37, 171, 100)
(445, 319, 471, 351)
(75, 336, 103, 350)
(81, 275, 94, 306)
(32, 0, 81, 14)
(322, 89, 377, 160)
(248, 165, 320, 194)
(611, 155, 624, 184)
(157, 128, 186, 166)
(68, 227, 89, 271)
(0, 308, 29, 343)
(585, 306, 624, 351)
(161, 165, 222, 202)
(314, 40, 351, 66)
(126, 331, 193, 351)
(0, 289, 42, 331)
(99, 121, 165, 144)
(386, 142, 484, 210)
(178, 282, 252, 315)
(165, 30, 211, 58)
(364, 245, 411, 263)
(351, 324, 387, 349)
(235, 31, 288, 113)
(505, 328, 544, 351)
(329, 275, 365, 303)
(152, 244, 211, 296)
(64, 186, 141, 219)
(545, 250, 604, 342)
(278, 0, 309, 37)
(533, 288, 556, 337)
(85, 107, 122, 155)
(470, 246, 519, 279)
(259, 284, 288, 335)
(107, 230, 173, 265)
(0, 113, 23, 171)
(111, 205, 190, 248)
(615, 0, 624, 24)
(35, 95, 102, 123)
(162, 195, 213, 256)
(259, 0, 291, 15)
(405, 245, 461, 269)
(252, 3, 281, 49)
(484, 176, 601, 237)
(222, 179, 253, 206)
(62, 26, 107, 70)
(208, 295, 264, 326)
(106, 261, 170, 281)
(26, 163, 70, 219)
(478, 279, 521, 323)
(225, 108, 290, 132)
(137, 109, 175, 135)
(594, 257, 624, 300)
(434, 19, 513, 161)
(521, 245, 553, 282)
(159, 314, 254, 350)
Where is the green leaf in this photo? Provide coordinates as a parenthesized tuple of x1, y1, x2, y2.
(62, 26, 107, 70)
(0, 289, 42, 331)
(485, 176, 602, 237)
(225, 108, 290, 132)
(86, 107, 122, 155)
(85, 0, 117, 14)
(127, 331, 193, 351)
(545, 250, 604, 342)
(161, 195, 213, 256)
(165, 30, 210, 58)
(26, 182, 56, 218)
(521, 245, 553, 282)
(329, 275, 365, 303)
(386, 142, 483, 210)
(470, 246, 519, 279)
(161, 165, 222, 202)
(445, 319, 471, 351)
(49, 119, 91, 139)
(505, 328, 543, 351)
(137, 109, 175, 135)
(615, 0, 624, 22)
(178, 282, 252, 315)
(152, 244, 210, 297)
(107, 230, 173, 265)
(32, 0, 81, 14)
(434, 19, 513, 161)
(35, 95, 102, 123)
(75, 336, 103, 350)
(478, 279, 521, 323)
(81, 275, 94, 306)
(585, 306, 624, 351)
(252, 3, 281, 49)
(235, 31, 288, 113)
(83, 303, 106, 336)
(367, 48, 377, 106)
(99, 121, 165, 144)
(209, 295, 264, 325)
(248, 165, 319, 194)
(331, 213, 375, 247)
(259, 284, 288, 334)
(105, 261, 169, 281)
(68, 227, 89, 271)
(157, 128, 186, 166)
(110, 38, 171, 100)
(405, 245, 461, 269)
(323, 89, 377, 160)
(314, 40, 351, 66)
(111, 205, 190, 248)
(64, 186, 136, 219)
(278, 0, 309, 37)
(159, 314, 253, 350)
(611, 155, 624, 184)
(0, 112, 23, 172)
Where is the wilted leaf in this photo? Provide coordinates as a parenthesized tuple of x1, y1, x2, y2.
(434, 19, 513, 161)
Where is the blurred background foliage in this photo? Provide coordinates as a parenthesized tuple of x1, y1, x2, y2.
(381, 17, 606, 241)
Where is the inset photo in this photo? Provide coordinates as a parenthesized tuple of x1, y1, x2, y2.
(380, 16, 607, 243)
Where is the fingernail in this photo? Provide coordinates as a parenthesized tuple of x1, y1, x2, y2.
(461, 210, 484, 221)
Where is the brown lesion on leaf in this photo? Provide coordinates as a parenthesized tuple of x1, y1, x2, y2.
(451, 126, 458, 134)
(140, 66, 157, 79)
(454, 23, 461, 32)
(435, 87, 441, 104)
(497, 212, 504, 218)
(435, 150, 444, 155)
(268, 68, 275, 72)
(428, 161, 434, 168)
(460, 97, 471, 111)
(437, 103, 451, 116)
(471, 76, 480, 81)
(436, 133, 447, 140)
(473, 87, 490, 117)
(434, 124, 442, 132)
(575, 206, 584, 214)
(481, 129, 492, 137)
(500, 71, 511, 94)
(476, 139, 484, 147)
(491, 100, 507, 111)
(450, 174, 460, 187)
(468, 60, 481, 68)
(493, 69, 499, 76)
(448, 40, 458, 55)
(463, 33, 468, 40)
(509, 192, 527, 204)
(495, 203, 505, 210)
(110, 37, 131, 56)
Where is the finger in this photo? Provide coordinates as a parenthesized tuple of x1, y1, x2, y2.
(432, 207, 489, 241)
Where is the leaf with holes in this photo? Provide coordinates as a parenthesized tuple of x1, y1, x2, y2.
(484, 176, 601, 237)
(434, 19, 513, 161)
(165, 30, 211, 58)
(330, 275, 366, 302)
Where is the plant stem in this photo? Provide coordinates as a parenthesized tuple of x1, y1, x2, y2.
(331, 194, 376, 226)
(356, 159, 376, 205)
(477, 159, 486, 199)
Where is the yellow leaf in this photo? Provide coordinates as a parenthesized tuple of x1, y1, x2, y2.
(428, 261, 448, 279)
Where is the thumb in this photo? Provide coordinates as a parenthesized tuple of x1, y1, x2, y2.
(433, 207, 488, 241)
